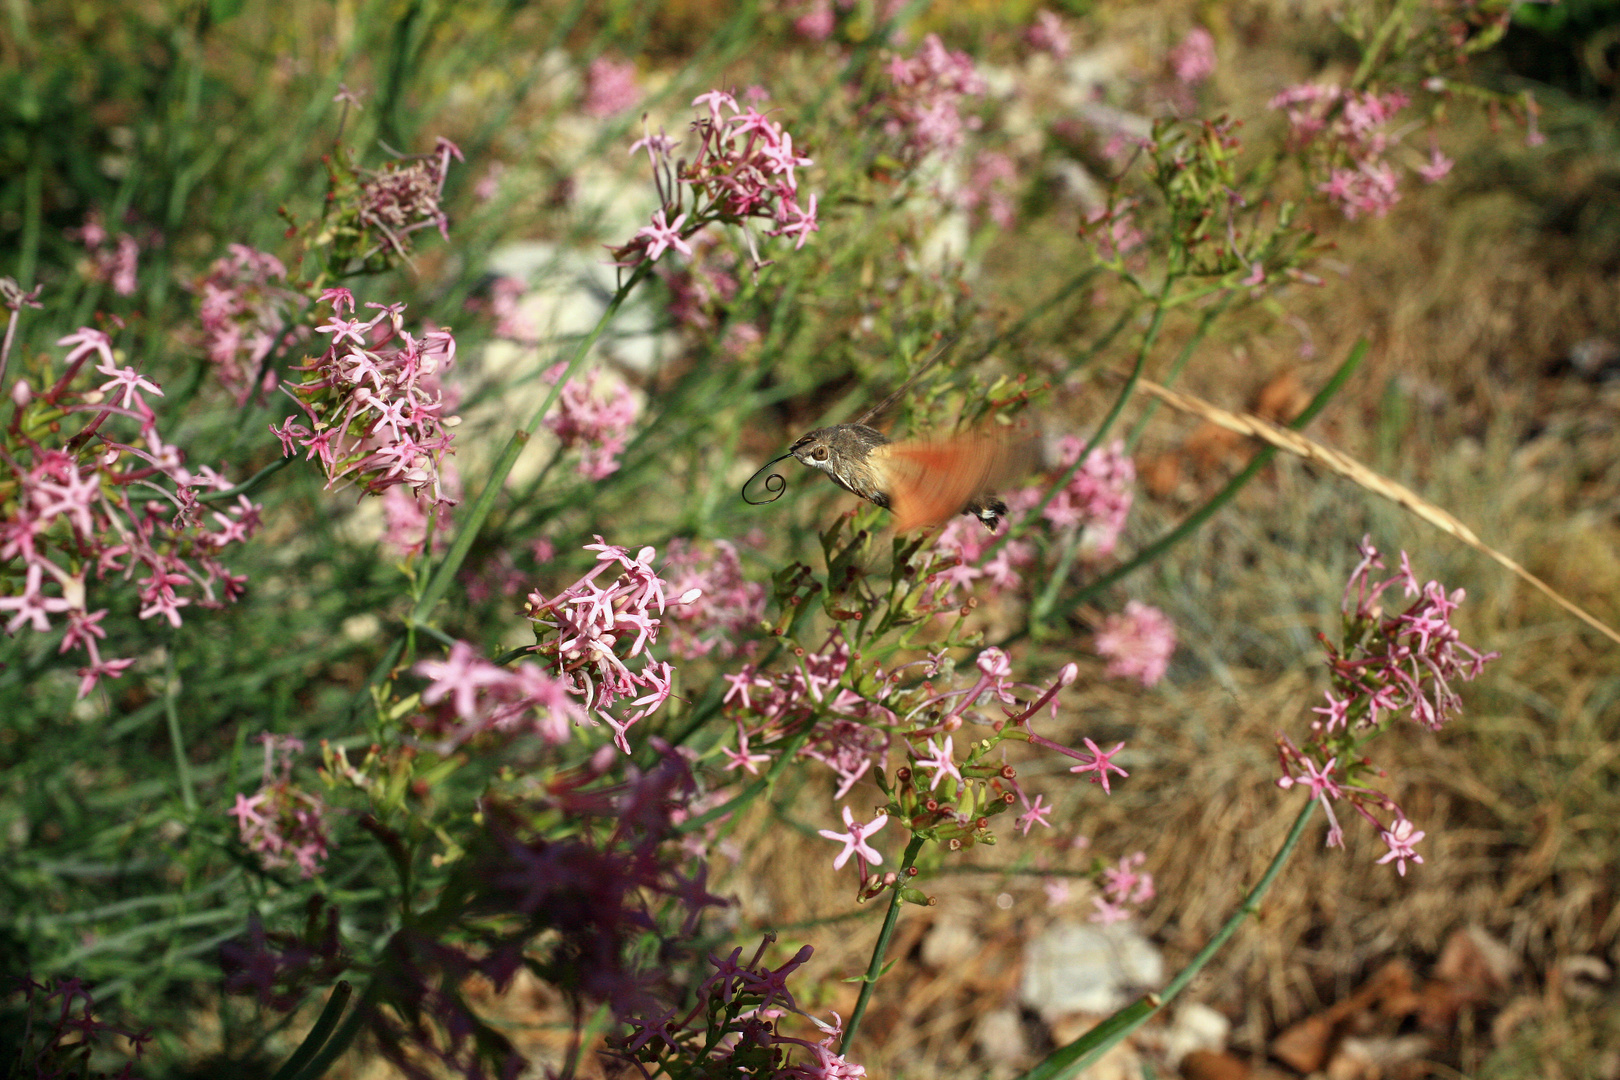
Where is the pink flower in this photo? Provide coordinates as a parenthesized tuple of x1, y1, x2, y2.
(633, 209, 693, 263)
(1017, 794, 1053, 835)
(1068, 738, 1129, 794)
(190, 244, 306, 403)
(1094, 601, 1176, 687)
(1167, 27, 1216, 85)
(1376, 817, 1425, 876)
(916, 735, 962, 791)
(818, 806, 887, 871)
(794, 0, 835, 40)
(1416, 144, 1454, 183)
(1024, 10, 1071, 59)
(523, 538, 692, 752)
(583, 56, 641, 117)
(957, 150, 1019, 228)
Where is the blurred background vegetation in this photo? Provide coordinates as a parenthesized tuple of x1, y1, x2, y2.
(3, 0, 1620, 1076)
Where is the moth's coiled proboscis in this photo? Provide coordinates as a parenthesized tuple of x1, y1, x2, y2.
(742, 452, 797, 505)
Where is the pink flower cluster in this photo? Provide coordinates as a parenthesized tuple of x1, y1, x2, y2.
(584, 56, 642, 117)
(616, 937, 867, 1080)
(1276, 537, 1500, 874)
(523, 538, 702, 753)
(542, 362, 639, 480)
(612, 90, 819, 269)
(1167, 27, 1217, 85)
(1269, 83, 1450, 220)
(271, 289, 459, 504)
(722, 631, 899, 797)
(661, 538, 767, 659)
(413, 637, 587, 752)
(354, 136, 462, 261)
(66, 210, 141, 297)
(1025, 9, 1072, 59)
(957, 150, 1019, 228)
(1092, 851, 1156, 924)
(1041, 437, 1135, 558)
(1094, 600, 1177, 688)
(929, 438, 1136, 602)
(379, 459, 461, 559)
(1317, 536, 1498, 733)
(1, 311, 261, 699)
(661, 237, 741, 332)
(191, 244, 307, 403)
(880, 33, 987, 159)
(228, 734, 330, 879)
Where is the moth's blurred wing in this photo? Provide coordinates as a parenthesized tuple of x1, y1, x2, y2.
(875, 429, 1038, 531)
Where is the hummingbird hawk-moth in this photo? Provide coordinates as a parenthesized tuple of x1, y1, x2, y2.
(743, 342, 1038, 532)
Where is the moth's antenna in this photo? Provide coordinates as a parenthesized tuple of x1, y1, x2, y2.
(851, 333, 959, 427)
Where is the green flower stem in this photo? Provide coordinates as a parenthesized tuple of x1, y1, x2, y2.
(1352, 4, 1408, 89)
(1011, 797, 1318, 1080)
(409, 263, 650, 627)
(283, 977, 382, 1080)
(840, 832, 927, 1055)
(674, 722, 811, 836)
(1124, 291, 1233, 452)
(1016, 289, 1174, 633)
(164, 642, 197, 814)
(268, 980, 353, 1080)
(197, 454, 294, 503)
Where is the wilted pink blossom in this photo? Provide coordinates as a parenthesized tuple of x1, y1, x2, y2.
(584, 56, 641, 117)
(1094, 601, 1176, 687)
(355, 137, 462, 259)
(1167, 27, 1216, 85)
(618, 938, 864, 1080)
(9, 975, 152, 1078)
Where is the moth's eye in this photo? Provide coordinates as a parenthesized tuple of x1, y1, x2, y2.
(811, 447, 829, 462)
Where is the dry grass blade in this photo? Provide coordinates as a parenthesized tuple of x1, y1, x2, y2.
(1134, 377, 1620, 648)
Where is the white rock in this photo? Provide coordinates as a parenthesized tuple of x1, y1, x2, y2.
(1019, 920, 1163, 1021)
